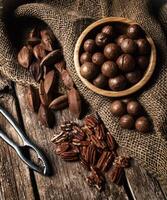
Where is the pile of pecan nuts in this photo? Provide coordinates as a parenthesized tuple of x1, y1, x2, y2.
(18, 27, 81, 127)
(52, 114, 130, 191)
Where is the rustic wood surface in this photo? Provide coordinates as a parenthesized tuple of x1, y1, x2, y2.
(1, 1, 167, 200)
(0, 83, 166, 200)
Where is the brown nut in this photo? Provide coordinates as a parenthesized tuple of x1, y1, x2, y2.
(27, 37, 41, 47)
(40, 29, 55, 51)
(93, 74, 108, 89)
(44, 70, 56, 94)
(38, 104, 55, 128)
(39, 80, 51, 106)
(40, 49, 62, 67)
(49, 94, 68, 110)
(29, 60, 42, 82)
(101, 61, 119, 78)
(116, 54, 135, 72)
(95, 32, 108, 47)
(115, 35, 128, 46)
(80, 62, 99, 80)
(127, 100, 142, 116)
(27, 86, 40, 112)
(104, 43, 121, 60)
(135, 116, 150, 133)
(18, 46, 33, 68)
(61, 69, 74, 89)
(108, 75, 128, 91)
(110, 100, 126, 116)
(54, 60, 66, 73)
(102, 25, 114, 37)
(80, 52, 92, 64)
(33, 43, 46, 60)
(67, 88, 81, 118)
(125, 70, 142, 84)
(28, 27, 40, 39)
(83, 39, 96, 53)
(119, 114, 135, 129)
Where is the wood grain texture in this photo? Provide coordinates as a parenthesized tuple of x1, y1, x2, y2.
(0, 94, 35, 200)
(15, 84, 167, 200)
(15, 84, 129, 200)
(125, 160, 166, 200)
(74, 17, 156, 97)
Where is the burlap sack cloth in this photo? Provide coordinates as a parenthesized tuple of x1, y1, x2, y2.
(0, 0, 167, 186)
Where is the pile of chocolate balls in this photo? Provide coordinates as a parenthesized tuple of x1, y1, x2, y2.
(110, 98, 150, 133)
(80, 23, 151, 91)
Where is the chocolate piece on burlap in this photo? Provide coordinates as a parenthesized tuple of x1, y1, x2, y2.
(0, 0, 167, 187)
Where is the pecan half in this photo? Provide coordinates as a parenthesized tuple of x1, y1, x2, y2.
(95, 124, 106, 140)
(80, 157, 90, 171)
(96, 151, 115, 172)
(51, 131, 68, 144)
(106, 133, 117, 151)
(90, 135, 106, 149)
(85, 144, 97, 166)
(73, 126, 86, 141)
(84, 115, 99, 128)
(86, 167, 105, 191)
(108, 156, 130, 185)
(81, 126, 94, 136)
(60, 150, 79, 161)
(55, 142, 70, 155)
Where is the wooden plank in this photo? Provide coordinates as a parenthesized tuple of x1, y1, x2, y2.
(16, 84, 129, 200)
(125, 160, 166, 200)
(0, 92, 35, 200)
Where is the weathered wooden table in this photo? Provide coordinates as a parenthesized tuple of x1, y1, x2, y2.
(0, 1, 167, 200)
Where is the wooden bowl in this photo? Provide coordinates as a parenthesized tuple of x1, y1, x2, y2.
(74, 17, 156, 97)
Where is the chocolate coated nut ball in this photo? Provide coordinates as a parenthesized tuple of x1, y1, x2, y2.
(127, 100, 142, 116)
(135, 116, 150, 133)
(125, 70, 142, 84)
(136, 39, 150, 55)
(95, 32, 108, 47)
(110, 100, 127, 116)
(127, 24, 143, 39)
(104, 43, 121, 60)
(80, 62, 98, 80)
(116, 54, 135, 72)
(121, 38, 137, 54)
(136, 56, 149, 70)
(92, 52, 105, 66)
(102, 25, 114, 37)
(83, 39, 96, 52)
(119, 114, 135, 129)
(108, 75, 128, 91)
(101, 61, 119, 78)
(93, 74, 108, 89)
(115, 35, 128, 46)
(80, 52, 92, 64)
